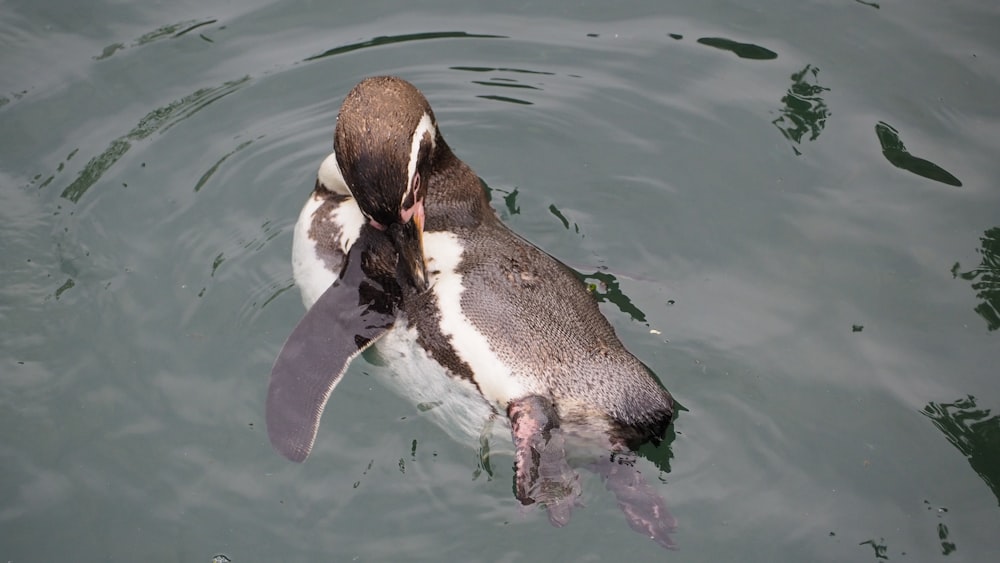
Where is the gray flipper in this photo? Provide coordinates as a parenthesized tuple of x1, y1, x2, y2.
(267, 227, 403, 462)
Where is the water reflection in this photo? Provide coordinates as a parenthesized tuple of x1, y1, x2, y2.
(638, 425, 676, 475)
(172, 20, 218, 40)
(304, 32, 506, 62)
(771, 65, 830, 156)
(194, 138, 256, 192)
(938, 523, 957, 555)
(858, 537, 889, 560)
(575, 270, 647, 323)
(951, 227, 1000, 331)
(874, 121, 962, 187)
(548, 203, 578, 232)
(484, 186, 521, 218)
(450, 66, 556, 106)
(54, 278, 75, 300)
(93, 18, 220, 60)
(922, 395, 1000, 505)
(470, 80, 541, 91)
(502, 188, 520, 216)
(450, 66, 554, 76)
(59, 77, 251, 203)
(696, 37, 778, 60)
(477, 94, 534, 106)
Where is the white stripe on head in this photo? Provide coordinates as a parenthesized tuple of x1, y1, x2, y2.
(403, 113, 436, 206)
(317, 151, 351, 196)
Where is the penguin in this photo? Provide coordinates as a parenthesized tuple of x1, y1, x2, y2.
(266, 76, 676, 548)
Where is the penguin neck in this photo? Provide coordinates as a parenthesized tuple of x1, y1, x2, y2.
(425, 140, 492, 231)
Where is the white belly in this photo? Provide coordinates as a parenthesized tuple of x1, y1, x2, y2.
(291, 201, 510, 449)
(421, 232, 538, 406)
(291, 192, 364, 309)
(292, 156, 516, 450)
(373, 324, 511, 450)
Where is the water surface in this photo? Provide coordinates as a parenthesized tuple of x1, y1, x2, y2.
(2, 0, 999, 561)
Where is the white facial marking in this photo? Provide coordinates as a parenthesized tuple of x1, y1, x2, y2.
(402, 113, 436, 208)
(422, 232, 524, 407)
(317, 151, 351, 196)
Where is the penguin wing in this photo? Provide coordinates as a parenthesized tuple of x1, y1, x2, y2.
(266, 231, 400, 462)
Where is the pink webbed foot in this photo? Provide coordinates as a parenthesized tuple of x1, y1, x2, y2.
(507, 395, 582, 527)
(591, 452, 677, 549)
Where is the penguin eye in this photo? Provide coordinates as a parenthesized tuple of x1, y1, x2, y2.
(412, 172, 423, 202)
(401, 173, 419, 211)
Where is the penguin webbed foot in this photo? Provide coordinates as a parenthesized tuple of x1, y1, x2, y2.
(588, 450, 678, 549)
(507, 395, 582, 527)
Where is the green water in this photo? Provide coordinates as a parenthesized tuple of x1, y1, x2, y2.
(2, 0, 999, 561)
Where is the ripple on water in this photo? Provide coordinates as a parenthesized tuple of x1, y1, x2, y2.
(60, 77, 252, 203)
(5, 5, 998, 560)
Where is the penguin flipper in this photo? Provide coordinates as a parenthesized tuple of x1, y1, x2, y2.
(266, 230, 401, 463)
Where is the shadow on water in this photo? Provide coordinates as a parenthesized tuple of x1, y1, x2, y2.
(875, 121, 962, 187)
(951, 227, 1000, 331)
(922, 395, 1000, 506)
(772, 65, 831, 156)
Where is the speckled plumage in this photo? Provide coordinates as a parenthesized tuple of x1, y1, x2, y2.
(400, 141, 673, 446)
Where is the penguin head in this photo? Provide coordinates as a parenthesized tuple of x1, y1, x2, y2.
(332, 76, 440, 289)
(333, 76, 437, 230)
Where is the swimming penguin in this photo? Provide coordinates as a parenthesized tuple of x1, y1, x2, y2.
(266, 76, 676, 548)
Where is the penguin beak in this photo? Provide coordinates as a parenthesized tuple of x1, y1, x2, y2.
(391, 200, 428, 291)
